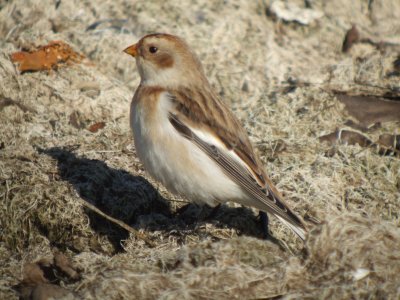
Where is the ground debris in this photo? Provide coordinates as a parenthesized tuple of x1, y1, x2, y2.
(88, 121, 106, 133)
(342, 25, 360, 53)
(10, 40, 84, 73)
(13, 251, 79, 300)
(336, 93, 400, 126)
(341, 24, 400, 53)
(319, 129, 400, 157)
(69, 111, 88, 129)
(378, 134, 400, 151)
(53, 251, 80, 280)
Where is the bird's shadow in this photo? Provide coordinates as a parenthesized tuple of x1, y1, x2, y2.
(38, 146, 264, 253)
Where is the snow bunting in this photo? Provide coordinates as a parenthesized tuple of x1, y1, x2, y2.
(124, 33, 307, 240)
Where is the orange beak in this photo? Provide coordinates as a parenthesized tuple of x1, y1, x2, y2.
(123, 43, 138, 57)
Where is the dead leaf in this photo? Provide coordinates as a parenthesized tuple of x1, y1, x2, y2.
(394, 56, 400, 72)
(343, 120, 381, 132)
(387, 55, 400, 77)
(14, 252, 77, 300)
(378, 134, 400, 151)
(342, 25, 360, 52)
(21, 263, 48, 285)
(53, 251, 79, 280)
(11, 40, 84, 73)
(319, 129, 399, 157)
(88, 121, 106, 133)
(336, 94, 400, 127)
(319, 129, 373, 147)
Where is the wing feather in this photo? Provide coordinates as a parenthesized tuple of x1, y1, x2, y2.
(169, 113, 306, 240)
(170, 88, 267, 186)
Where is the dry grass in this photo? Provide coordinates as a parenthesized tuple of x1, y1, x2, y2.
(1, 0, 399, 299)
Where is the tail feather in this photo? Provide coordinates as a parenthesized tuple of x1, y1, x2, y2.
(276, 215, 306, 241)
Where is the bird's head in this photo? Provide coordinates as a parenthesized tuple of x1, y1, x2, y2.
(124, 33, 207, 88)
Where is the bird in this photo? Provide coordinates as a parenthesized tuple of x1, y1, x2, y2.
(123, 33, 307, 240)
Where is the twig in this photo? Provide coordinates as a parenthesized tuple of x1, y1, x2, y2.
(81, 150, 122, 154)
(168, 198, 190, 203)
(79, 199, 156, 248)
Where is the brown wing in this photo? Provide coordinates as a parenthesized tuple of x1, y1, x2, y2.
(168, 113, 306, 240)
(169, 87, 267, 186)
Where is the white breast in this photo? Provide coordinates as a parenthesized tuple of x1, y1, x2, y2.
(130, 92, 246, 207)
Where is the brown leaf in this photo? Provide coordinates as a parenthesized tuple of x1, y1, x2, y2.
(21, 263, 48, 285)
(319, 129, 373, 147)
(378, 134, 400, 151)
(343, 120, 381, 132)
(14, 254, 76, 300)
(88, 121, 106, 133)
(11, 40, 84, 73)
(394, 55, 400, 72)
(320, 129, 400, 157)
(342, 25, 360, 52)
(53, 251, 79, 280)
(336, 94, 400, 127)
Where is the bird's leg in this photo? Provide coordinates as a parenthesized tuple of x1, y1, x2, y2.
(259, 211, 270, 239)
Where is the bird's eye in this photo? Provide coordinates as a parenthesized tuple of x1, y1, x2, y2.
(149, 46, 158, 53)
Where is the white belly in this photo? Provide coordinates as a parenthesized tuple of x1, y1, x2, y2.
(130, 93, 245, 207)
